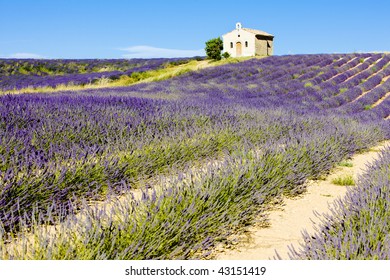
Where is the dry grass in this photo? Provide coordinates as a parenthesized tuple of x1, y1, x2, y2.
(331, 174, 355, 186)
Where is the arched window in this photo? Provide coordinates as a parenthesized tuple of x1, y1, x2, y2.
(245, 41, 248, 47)
(230, 42, 233, 48)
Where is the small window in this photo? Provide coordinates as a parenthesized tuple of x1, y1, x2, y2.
(245, 41, 248, 47)
(238, 34, 240, 37)
(230, 42, 233, 48)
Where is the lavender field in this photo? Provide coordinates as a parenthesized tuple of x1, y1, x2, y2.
(0, 57, 195, 91)
(0, 53, 390, 259)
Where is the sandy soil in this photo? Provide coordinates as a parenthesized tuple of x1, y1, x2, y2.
(215, 141, 390, 260)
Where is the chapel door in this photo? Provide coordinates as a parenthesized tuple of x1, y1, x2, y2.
(236, 42, 242, 57)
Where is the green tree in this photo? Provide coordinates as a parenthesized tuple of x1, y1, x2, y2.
(205, 37, 223, 60)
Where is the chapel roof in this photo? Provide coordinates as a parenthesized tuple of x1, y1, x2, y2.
(242, 28, 274, 38)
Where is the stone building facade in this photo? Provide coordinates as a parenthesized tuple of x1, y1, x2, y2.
(222, 23, 274, 57)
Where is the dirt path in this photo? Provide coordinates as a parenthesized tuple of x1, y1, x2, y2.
(215, 141, 390, 260)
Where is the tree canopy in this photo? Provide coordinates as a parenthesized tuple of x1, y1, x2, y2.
(205, 37, 223, 60)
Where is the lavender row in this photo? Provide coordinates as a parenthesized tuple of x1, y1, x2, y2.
(115, 53, 389, 119)
(316, 66, 390, 112)
(289, 146, 390, 260)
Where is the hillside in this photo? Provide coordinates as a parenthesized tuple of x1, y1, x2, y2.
(122, 53, 390, 119)
(0, 57, 203, 93)
(0, 53, 390, 260)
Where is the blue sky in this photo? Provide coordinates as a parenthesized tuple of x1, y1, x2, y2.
(0, 0, 389, 59)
